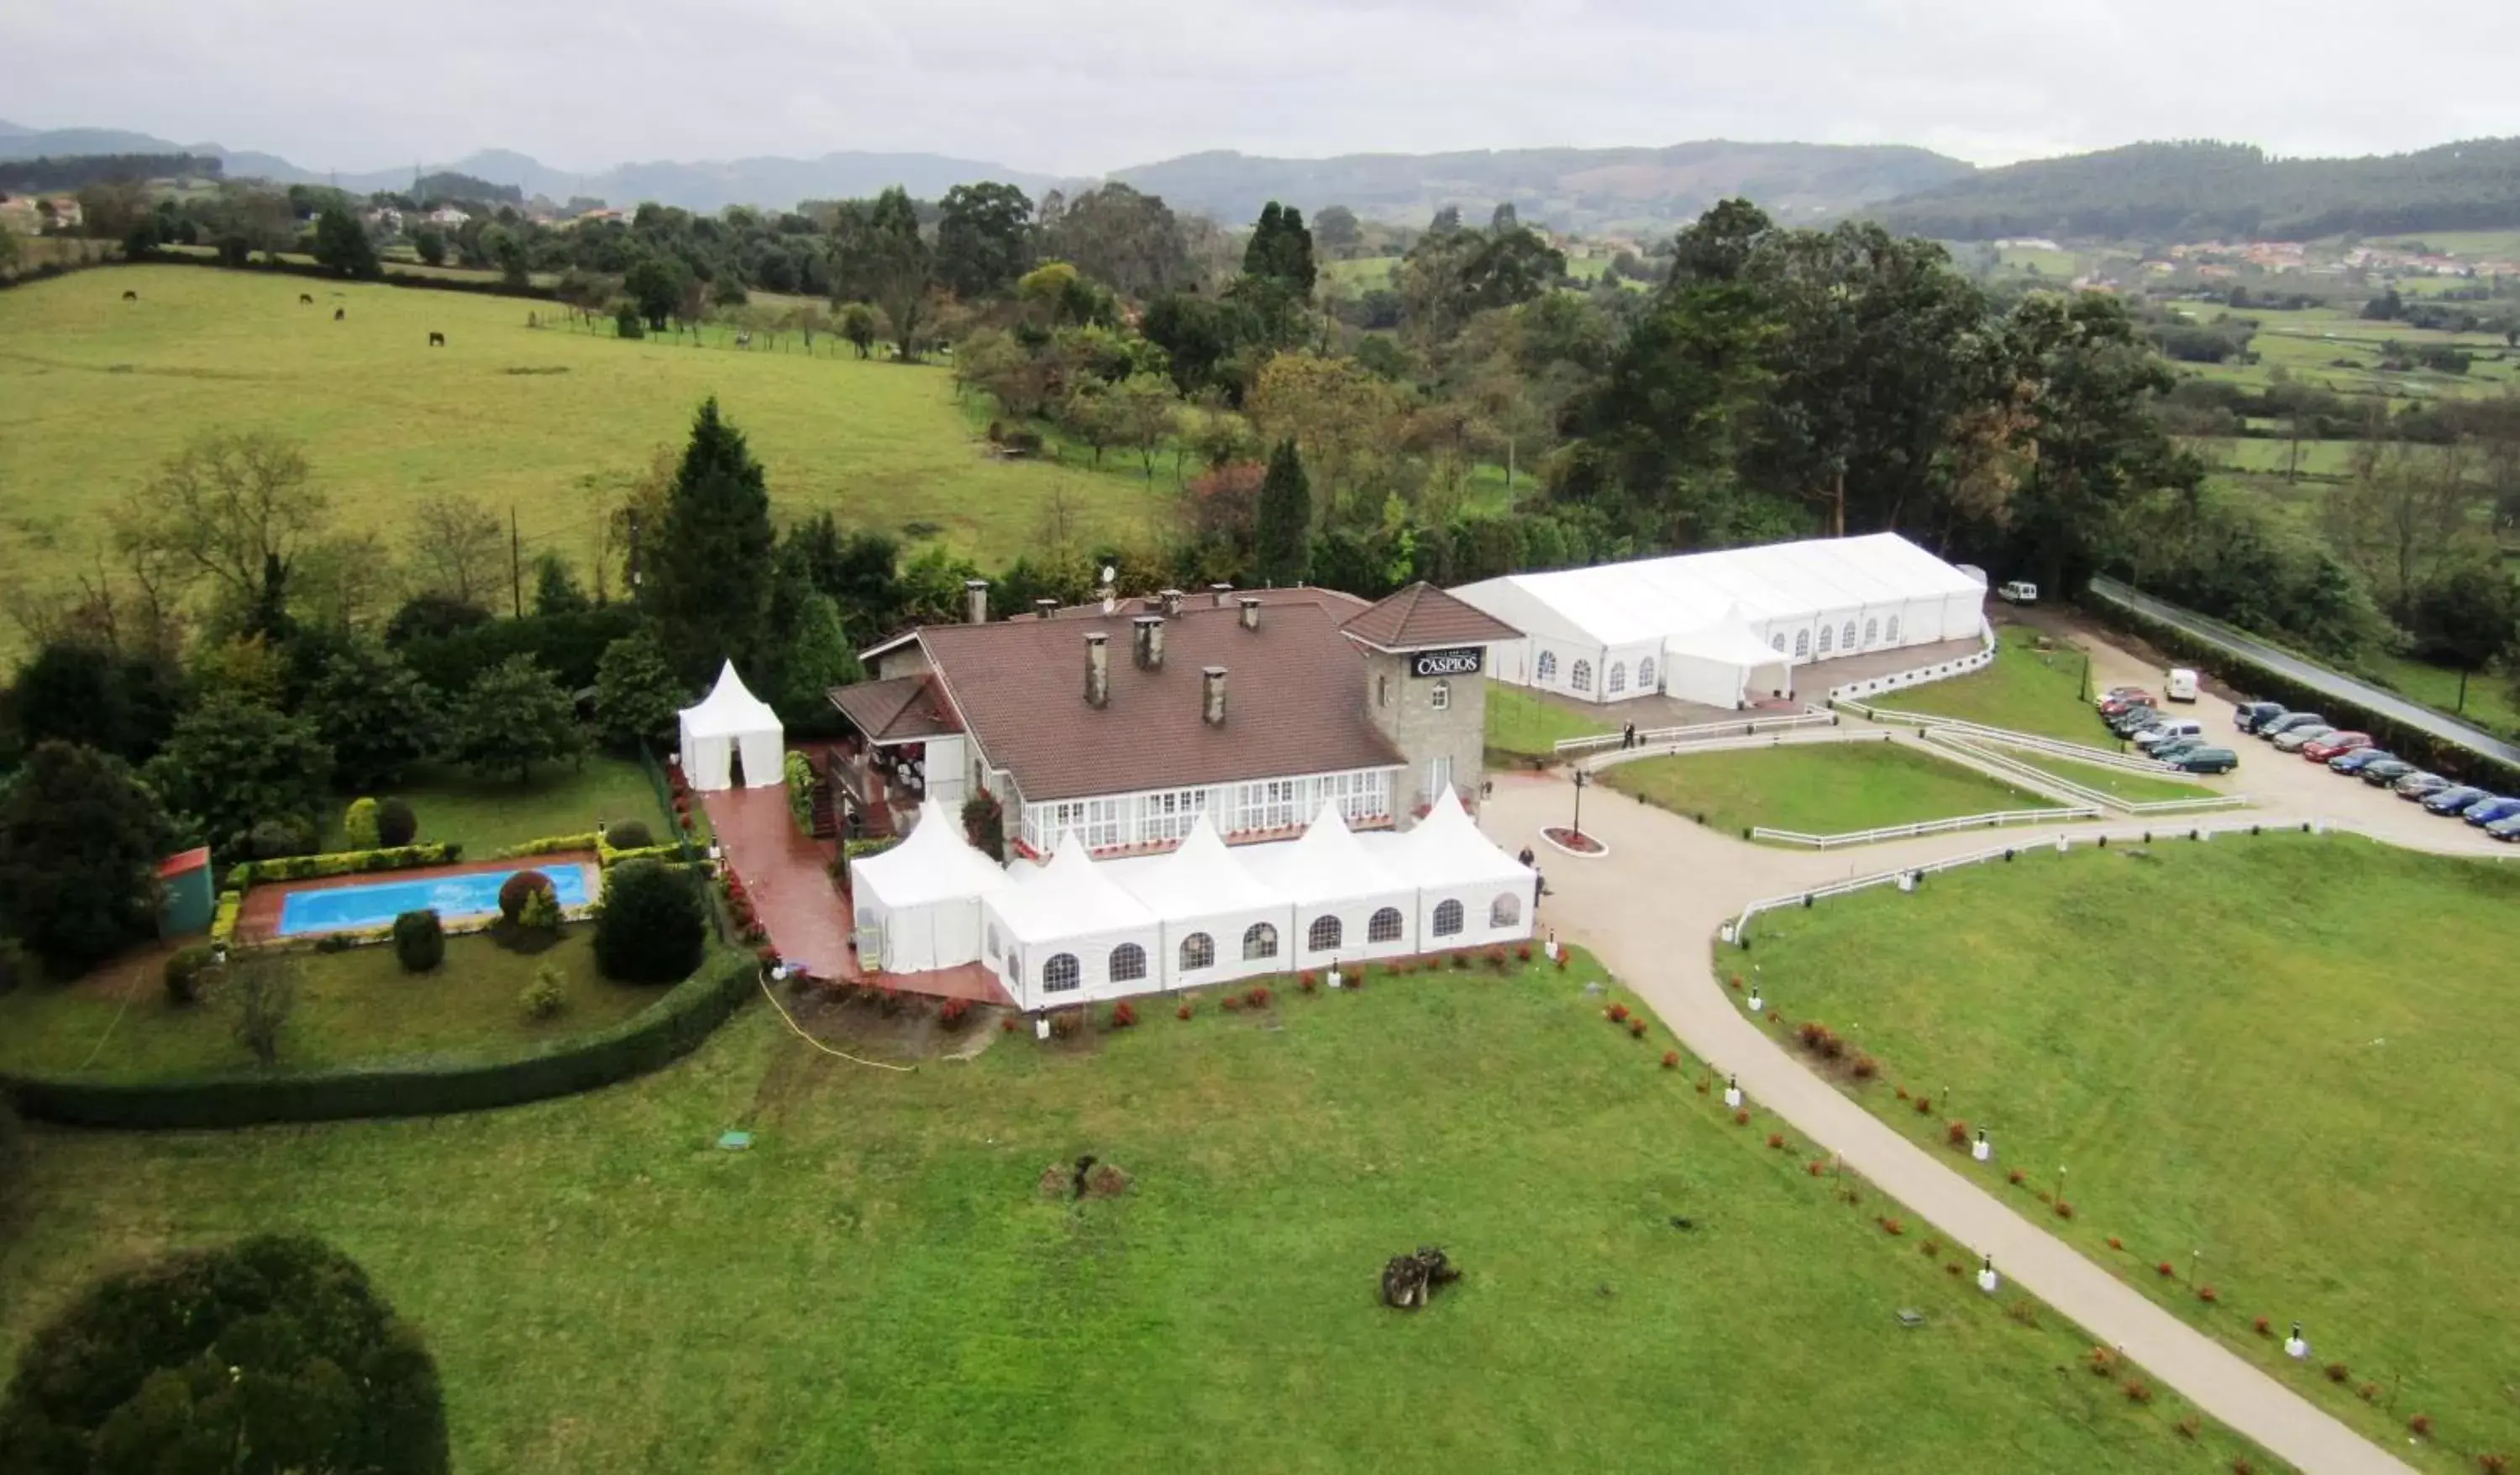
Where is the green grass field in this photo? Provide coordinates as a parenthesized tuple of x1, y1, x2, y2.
(317, 755, 671, 857)
(2006, 753, 2218, 806)
(1482, 681, 1612, 759)
(0, 958, 2268, 1472)
(2181, 302, 2519, 405)
(1603, 740, 2061, 837)
(1743, 834, 2520, 1468)
(1872, 627, 2099, 741)
(0, 928, 661, 1081)
(0, 265, 1167, 627)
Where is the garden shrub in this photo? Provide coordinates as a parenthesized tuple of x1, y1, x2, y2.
(518, 886, 564, 933)
(376, 796, 418, 847)
(392, 909, 445, 973)
(344, 795, 382, 850)
(247, 816, 319, 860)
(606, 819, 654, 850)
(521, 964, 565, 1021)
(498, 870, 555, 922)
(226, 843, 459, 889)
(162, 943, 218, 1005)
(939, 996, 972, 1029)
(593, 859, 706, 984)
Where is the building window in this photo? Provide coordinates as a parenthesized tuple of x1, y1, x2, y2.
(1011, 953, 1023, 984)
(1490, 894, 1521, 927)
(1427, 754, 1452, 801)
(1842, 620, 1857, 650)
(1368, 907, 1404, 943)
(1042, 953, 1080, 993)
(1638, 658, 1656, 691)
(1432, 899, 1464, 937)
(1816, 624, 1834, 655)
(1308, 915, 1342, 953)
(1235, 779, 1300, 833)
(1793, 629, 1811, 659)
(1179, 932, 1215, 972)
(1377, 675, 1389, 707)
(1770, 633, 1787, 654)
(1865, 617, 1880, 648)
(1046, 795, 1123, 850)
(1571, 660, 1593, 693)
(1430, 678, 1451, 711)
(1242, 922, 1278, 960)
(1886, 615, 1901, 643)
(1536, 650, 1557, 681)
(1606, 663, 1627, 695)
(1109, 943, 1147, 984)
(1135, 787, 1209, 846)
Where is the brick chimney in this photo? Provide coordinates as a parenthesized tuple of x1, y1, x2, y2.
(1033, 598, 1058, 619)
(1202, 666, 1227, 726)
(1132, 614, 1165, 671)
(963, 578, 989, 625)
(1084, 633, 1109, 708)
(1238, 596, 1262, 632)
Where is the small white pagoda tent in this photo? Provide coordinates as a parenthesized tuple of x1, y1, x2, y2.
(1239, 802, 1418, 968)
(1109, 811, 1296, 989)
(676, 661, 785, 791)
(1379, 788, 1536, 949)
(984, 831, 1162, 1008)
(850, 800, 1007, 973)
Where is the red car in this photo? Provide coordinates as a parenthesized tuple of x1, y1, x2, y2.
(2301, 732, 2371, 762)
(2098, 690, 2155, 717)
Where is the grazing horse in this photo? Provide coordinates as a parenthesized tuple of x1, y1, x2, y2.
(333, 307, 346, 321)
(428, 331, 447, 347)
(122, 290, 138, 302)
(734, 332, 753, 349)
(299, 293, 314, 305)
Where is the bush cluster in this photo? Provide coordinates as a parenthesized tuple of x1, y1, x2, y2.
(162, 944, 218, 1005)
(391, 909, 445, 973)
(593, 860, 706, 984)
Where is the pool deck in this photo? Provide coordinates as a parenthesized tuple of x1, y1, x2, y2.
(235, 853, 601, 946)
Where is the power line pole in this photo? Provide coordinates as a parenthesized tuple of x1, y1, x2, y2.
(510, 504, 523, 617)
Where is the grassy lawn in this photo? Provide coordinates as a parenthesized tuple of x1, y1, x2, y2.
(1741, 834, 2520, 1469)
(0, 929, 662, 1081)
(0, 265, 1171, 640)
(1603, 741, 2061, 837)
(0, 958, 2268, 1472)
(1872, 626, 2098, 741)
(320, 755, 671, 855)
(2345, 650, 2520, 740)
(2007, 753, 2219, 806)
(1483, 680, 1612, 759)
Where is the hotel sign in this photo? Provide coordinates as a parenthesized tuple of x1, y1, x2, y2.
(1410, 647, 1485, 678)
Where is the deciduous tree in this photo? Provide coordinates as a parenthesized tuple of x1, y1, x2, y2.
(2410, 559, 2519, 712)
(935, 181, 1034, 300)
(403, 492, 506, 607)
(144, 694, 334, 855)
(0, 742, 174, 977)
(113, 430, 331, 626)
(594, 626, 688, 749)
(309, 638, 442, 789)
(312, 205, 381, 280)
(449, 654, 580, 782)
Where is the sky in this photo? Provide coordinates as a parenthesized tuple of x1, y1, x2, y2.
(7, 0, 2520, 176)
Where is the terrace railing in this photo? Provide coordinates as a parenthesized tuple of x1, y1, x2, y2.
(1748, 806, 2102, 849)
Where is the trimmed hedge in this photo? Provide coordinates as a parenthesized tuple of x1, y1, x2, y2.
(2086, 591, 2520, 793)
(210, 890, 244, 949)
(1, 948, 759, 1130)
(493, 832, 598, 860)
(226, 842, 461, 891)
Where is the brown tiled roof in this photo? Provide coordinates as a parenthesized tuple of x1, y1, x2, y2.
(914, 601, 1403, 802)
(1340, 582, 1521, 652)
(827, 675, 961, 743)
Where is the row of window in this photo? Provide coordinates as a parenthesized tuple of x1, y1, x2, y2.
(1028, 894, 1525, 993)
(1772, 616, 1903, 660)
(1536, 615, 1914, 693)
(1539, 651, 1656, 697)
(1020, 770, 1396, 852)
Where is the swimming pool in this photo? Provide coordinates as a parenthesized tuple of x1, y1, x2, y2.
(276, 864, 596, 937)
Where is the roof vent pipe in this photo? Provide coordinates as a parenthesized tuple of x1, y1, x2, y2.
(1034, 598, 1058, 619)
(1202, 667, 1227, 726)
(1209, 582, 1234, 608)
(963, 579, 989, 625)
(1239, 596, 1262, 632)
(1160, 588, 1184, 617)
(1132, 614, 1165, 671)
(1084, 633, 1110, 708)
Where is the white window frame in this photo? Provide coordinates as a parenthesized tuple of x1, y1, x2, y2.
(1637, 658, 1656, 692)
(1571, 659, 1593, 693)
(1606, 662, 1627, 695)
(1536, 649, 1558, 682)
(1430, 678, 1450, 711)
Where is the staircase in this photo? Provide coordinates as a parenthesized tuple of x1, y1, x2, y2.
(807, 753, 839, 839)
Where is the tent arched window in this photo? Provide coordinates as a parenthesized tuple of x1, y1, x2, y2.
(1432, 900, 1465, 937)
(985, 924, 1002, 959)
(1308, 915, 1343, 952)
(1179, 932, 1215, 973)
(1431, 679, 1451, 711)
(1865, 617, 1880, 647)
(1571, 660, 1593, 693)
(1042, 953, 1080, 993)
(1490, 893, 1521, 927)
(1606, 663, 1627, 695)
(1886, 614, 1901, 643)
(1242, 922, 1278, 960)
(1816, 625, 1834, 654)
(1770, 633, 1787, 654)
(1109, 943, 1147, 984)
(1536, 650, 1557, 681)
(1793, 629, 1811, 659)
(1842, 620, 1857, 650)
(1368, 907, 1404, 942)
(1638, 658, 1656, 691)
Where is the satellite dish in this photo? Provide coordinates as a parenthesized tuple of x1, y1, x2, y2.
(1100, 565, 1116, 585)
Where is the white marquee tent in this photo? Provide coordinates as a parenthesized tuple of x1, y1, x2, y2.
(1239, 803, 1420, 968)
(851, 800, 1009, 973)
(677, 661, 785, 790)
(1452, 533, 1988, 708)
(1365, 788, 1536, 949)
(1107, 812, 1295, 989)
(985, 831, 1162, 1008)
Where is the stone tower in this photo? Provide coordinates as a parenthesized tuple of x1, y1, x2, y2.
(1339, 584, 1522, 826)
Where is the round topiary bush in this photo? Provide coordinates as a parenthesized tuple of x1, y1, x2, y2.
(344, 795, 382, 850)
(606, 819, 654, 850)
(391, 909, 445, 973)
(593, 858, 707, 984)
(498, 869, 554, 923)
(163, 942, 218, 1005)
(375, 795, 418, 848)
(0, 1233, 449, 1472)
(248, 816, 318, 860)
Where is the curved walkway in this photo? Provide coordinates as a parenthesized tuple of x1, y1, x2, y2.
(1482, 668, 2510, 1475)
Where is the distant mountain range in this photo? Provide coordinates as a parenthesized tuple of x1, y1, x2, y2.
(0, 121, 1967, 233)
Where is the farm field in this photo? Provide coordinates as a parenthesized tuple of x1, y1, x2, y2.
(0, 958, 2269, 1472)
(1601, 740, 2061, 838)
(0, 265, 1168, 629)
(1871, 626, 2098, 741)
(1744, 834, 2520, 1469)
(2179, 302, 2519, 404)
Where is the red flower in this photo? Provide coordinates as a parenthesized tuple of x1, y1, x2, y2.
(2155, 1261, 2176, 1278)
(1661, 1050, 1679, 1069)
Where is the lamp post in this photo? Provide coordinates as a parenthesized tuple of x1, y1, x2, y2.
(1570, 769, 1590, 842)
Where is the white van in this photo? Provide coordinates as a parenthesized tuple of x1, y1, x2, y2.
(2134, 718, 2204, 750)
(1997, 580, 2040, 604)
(2166, 668, 2200, 703)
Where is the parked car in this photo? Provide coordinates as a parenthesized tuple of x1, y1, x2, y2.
(2424, 785, 2491, 814)
(2487, 814, 2520, 842)
(2395, 772, 2451, 799)
(2166, 668, 2200, 702)
(2258, 712, 2326, 740)
(2151, 738, 2210, 764)
(2107, 702, 2160, 732)
(2355, 758, 2418, 785)
(2134, 719, 2207, 750)
(2098, 691, 2155, 717)
(2271, 724, 2337, 753)
(2098, 684, 2150, 707)
(2462, 796, 2520, 827)
(1998, 580, 2040, 604)
(2234, 701, 2286, 733)
(2166, 746, 2239, 774)
(2300, 732, 2373, 763)
(2328, 748, 2392, 774)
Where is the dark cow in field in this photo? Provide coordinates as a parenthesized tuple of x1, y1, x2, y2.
(428, 331, 446, 347)
(300, 293, 314, 305)
(333, 307, 346, 321)
(122, 290, 138, 302)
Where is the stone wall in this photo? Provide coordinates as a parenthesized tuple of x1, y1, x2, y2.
(1362, 649, 1488, 823)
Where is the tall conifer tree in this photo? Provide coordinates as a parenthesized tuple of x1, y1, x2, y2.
(1254, 438, 1313, 586)
(647, 398, 776, 683)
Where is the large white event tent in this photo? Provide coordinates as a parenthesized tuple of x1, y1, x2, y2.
(851, 800, 1008, 973)
(1452, 533, 1989, 709)
(1239, 803, 1424, 969)
(676, 661, 785, 790)
(984, 832, 1162, 1009)
(1105, 813, 1295, 989)
(1363, 789, 1535, 950)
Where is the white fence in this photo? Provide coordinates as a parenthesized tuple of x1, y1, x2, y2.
(1556, 708, 1839, 758)
(1750, 806, 2103, 848)
(1921, 731, 2251, 816)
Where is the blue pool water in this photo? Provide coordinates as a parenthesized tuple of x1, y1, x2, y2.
(276, 865, 596, 937)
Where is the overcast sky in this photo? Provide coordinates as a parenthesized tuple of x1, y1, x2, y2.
(8, 0, 2519, 176)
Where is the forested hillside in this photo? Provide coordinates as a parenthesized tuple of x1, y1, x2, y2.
(1875, 139, 2520, 241)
